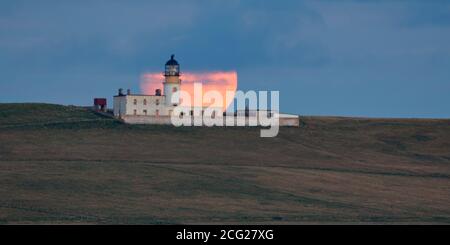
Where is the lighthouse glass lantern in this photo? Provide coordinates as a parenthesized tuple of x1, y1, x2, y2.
(165, 54, 180, 76)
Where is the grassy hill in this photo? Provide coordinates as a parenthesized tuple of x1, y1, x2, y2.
(0, 103, 119, 129)
(0, 103, 449, 224)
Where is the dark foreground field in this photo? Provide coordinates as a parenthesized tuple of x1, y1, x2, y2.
(0, 103, 449, 224)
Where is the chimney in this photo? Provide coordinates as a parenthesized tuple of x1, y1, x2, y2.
(127, 89, 131, 95)
(118, 88, 123, 96)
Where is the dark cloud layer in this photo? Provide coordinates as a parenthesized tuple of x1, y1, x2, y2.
(1, 0, 449, 117)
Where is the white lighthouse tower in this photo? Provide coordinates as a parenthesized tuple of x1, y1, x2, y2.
(163, 54, 181, 106)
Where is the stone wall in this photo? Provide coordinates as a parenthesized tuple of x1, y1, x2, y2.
(120, 115, 300, 126)
(121, 115, 172, 125)
(279, 117, 300, 126)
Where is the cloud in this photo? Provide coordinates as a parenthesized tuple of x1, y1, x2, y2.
(141, 71, 238, 110)
(1, 0, 450, 117)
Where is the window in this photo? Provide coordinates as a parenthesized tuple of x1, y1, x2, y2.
(133, 109, 137, 115)
(156, 99, 159, 105)
(133, 99, 137, 105)
(212, 111, 216, 119)
(172, 87, 178, 92)
(143, 99, 147, 105)
(143, 110, 147, 115)
(190, 110, 193, 116)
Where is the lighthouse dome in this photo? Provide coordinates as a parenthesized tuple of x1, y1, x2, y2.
(165, 54, 179, 66)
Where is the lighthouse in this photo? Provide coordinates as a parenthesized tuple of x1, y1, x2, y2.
(163, 54, 181, 106)
(112, 54, 299, 128)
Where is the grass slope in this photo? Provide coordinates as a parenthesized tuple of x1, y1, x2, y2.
(0, 103, 119, 129)
(0, 103, 449, 224)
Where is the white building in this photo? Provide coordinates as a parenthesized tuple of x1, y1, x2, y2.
(113, 55, 183, 118)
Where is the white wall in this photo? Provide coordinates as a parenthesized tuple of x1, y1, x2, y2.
(163, 82, 180, 106)
(114, 95, 177, 116)
(113, 96, 127, 117)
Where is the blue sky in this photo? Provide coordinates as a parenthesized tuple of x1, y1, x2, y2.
(1, 0, 449, 117)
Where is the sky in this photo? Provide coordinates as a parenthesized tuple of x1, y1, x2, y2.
(0, 0, 449, 117)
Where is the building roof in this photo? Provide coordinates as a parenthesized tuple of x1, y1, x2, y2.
(165, 54, 179, 66)
(93, 98, 107, 105)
